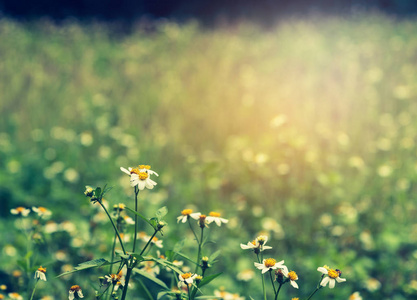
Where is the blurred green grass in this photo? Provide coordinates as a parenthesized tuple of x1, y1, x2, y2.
(1, 14, 417, 299)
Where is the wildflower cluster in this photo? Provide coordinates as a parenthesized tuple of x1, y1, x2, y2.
(241, 235, 346, 299)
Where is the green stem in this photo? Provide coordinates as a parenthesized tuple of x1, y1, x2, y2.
(121, 230, 158, 300)
(109, 232, 117, 274)
(187, 284, 192, 300)
(257, 253, 266, 300)
(306, 276, 324, 300)
(274, 283, 282, 300)
(188, 219, 200, 244)
(138, 279, 153, 300)
(99, 201, 126, 255)
(29, 280, 39, 300)
(269, 271, 277, 296)
(194, 227, 204, 273)
(132, 187, 139, 253)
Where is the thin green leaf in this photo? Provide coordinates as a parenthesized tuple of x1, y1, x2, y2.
(156, 206, 168, 221)
(209, 250, 221, 262)
(133, 268, 169, 290)
(57, 258, 113, 277)
(125, 207, 153, 227)
(198, 273, 222, 289)
(195, 297, 222, 299)
(174, 252, 199, 266)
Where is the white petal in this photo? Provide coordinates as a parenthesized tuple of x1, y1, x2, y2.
(189, 213, 201, 220)
(69, 291, 75, 300)
(254, 262, 264, 269)
(261, 268, 270, 274)
(40, 272, 46, 281)
(262, 246, 272, 250)
(320, 276, 330, 287)
(138, 181, 146, 190)
(145, 179, 155, 189)
(329, 278, 335, 289)
(336, 277, 346, 283)
(220, 218, 229, 223)
(205, 216, 214, 224)
(215, 218, 221, 226)
(317, 267, 328, 274)
(241, 243, 253, 249)
(177, 216, 184, 223)
(291, 280, 298, 289)
(120, 167, 131, 175)
(181, 216, 187, 223)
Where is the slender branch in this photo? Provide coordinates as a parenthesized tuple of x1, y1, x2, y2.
(269, 270, 277, 295)
(140, 230, 158, 256)
(188, 219, 200, 244)
(274, 283, 282, 300)
(257, 253, 266, 300)
(194, 227, 204, 273)
(306, 276, 324, 300)
(99, 201, 126, 254)
(132, 187, 139, 253)
(29, 280, 39, 300)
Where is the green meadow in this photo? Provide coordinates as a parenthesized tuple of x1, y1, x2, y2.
(1, 14, 417, 299)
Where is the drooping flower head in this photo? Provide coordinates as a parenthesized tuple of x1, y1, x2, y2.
(120, 165, 158, 190)
(68, 285, 84, 300)
(198, 214, 208, 228)
(177, 209, 201, 223)
(206, 211, 228, 227)
(317, 266, 346, 289)
(105, 266, 126, 287)
(254, 258, 287, 274)
(34, 266, 47, 281)
(240, 235, 272, 253)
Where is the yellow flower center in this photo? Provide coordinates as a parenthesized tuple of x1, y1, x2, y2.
(38, 207, 47, 213)
(209, 212, 221, 217)
(182, 209, 193, 215)
(152, 237, 159, 241)
(70, 285, 81, 291)
(37, 266, 46, 273)
(251, 240, 257, 246)
(138, 171, 149, 180)
(181, 273, 192, 279)
(16, 207, 25, 212)
(288, 271, 298, 281)
(328, 269, 339, 279)
(264, 258, 276, 268)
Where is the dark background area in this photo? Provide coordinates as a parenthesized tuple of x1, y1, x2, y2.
(1, 0, 417, 24)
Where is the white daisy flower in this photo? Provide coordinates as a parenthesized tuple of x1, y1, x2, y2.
(8, 293, 23, 300)
(105, 266, 127, 287)
(68, 285, 84, 300)
(205, 211, 229, 226)
(141, 261, 160, 277)
(123, 216, 135, 225)
(120, 165, 158, 190)
(240, 235, 272, 253)
(285, 270, 299, 289)
(34, 266, 47, 281)
(349, 292, 362, 300)
(178, 273, 197, 287)
(151, 236, 163, 248)
(32, 207, 52, 219)
(317, 266, 346, 289)
(177, 209, 201, 223)
(10, 207, 30, 217)
(254, 258, 287, 274)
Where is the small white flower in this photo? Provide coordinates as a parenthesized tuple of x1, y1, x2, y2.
(205, 211, 228, 226)
(32, 207, 52, 219)
(240, 235, 272, 252)
(120, 165, 158, 190)
(177, 209, 201, 223)
(105, 265, 127, 287)
(34, 266, 47, 281)
(10, 207, 30, 217)
(140, 261, 160, 277)
(8, 293, 23, 300)
(317, 266, 346, 289)
(68, 285, 84, 300)
(178, 273, 197, 287)
(254, 258, 287, 274)
(285, 270, 299, 289)
(151, 236, 163, 248)
(349, 292, 363, 300)
(124, 216, 135, 225)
